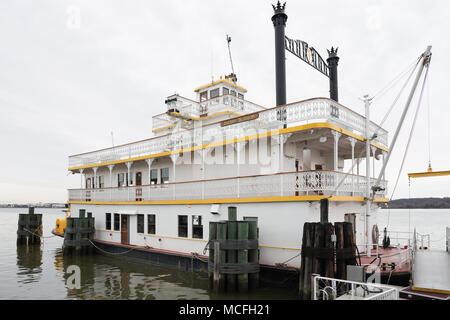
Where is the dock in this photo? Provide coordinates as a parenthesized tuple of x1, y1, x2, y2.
(400, 228, 450, 300)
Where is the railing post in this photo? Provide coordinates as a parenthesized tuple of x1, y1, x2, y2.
(311, 273, 320, 300)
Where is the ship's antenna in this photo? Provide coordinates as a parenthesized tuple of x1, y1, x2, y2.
(111, 131, 115, 148)
(226, 35, 237, 83)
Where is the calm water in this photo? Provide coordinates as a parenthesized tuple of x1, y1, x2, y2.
(0, 207, 448, 300)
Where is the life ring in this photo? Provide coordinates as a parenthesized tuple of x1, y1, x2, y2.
(372, 225, 379, 249)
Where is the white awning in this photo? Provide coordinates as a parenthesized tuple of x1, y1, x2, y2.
(117, 210, 138, 216)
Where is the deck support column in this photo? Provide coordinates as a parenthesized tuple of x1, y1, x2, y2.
(92, 167, 98, 201)
(371, 146, 377, 179)
(146, 159, 154, 200)
(108, 165, 114, 200)
(235, 142, 246, 198)
(348, 138, 356, 196)
(80, 169, 84, 189)
(170, 154, 179, 200)
(332, 131, 341, 172)
(126, 162, 132, 201)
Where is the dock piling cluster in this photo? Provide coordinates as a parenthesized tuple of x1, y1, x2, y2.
(208, 206, 260, 293)
(63, 209, 95, 255)
(17, 207, 42, 245)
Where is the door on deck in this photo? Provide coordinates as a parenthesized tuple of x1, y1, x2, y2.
(121, 215, 129, 245)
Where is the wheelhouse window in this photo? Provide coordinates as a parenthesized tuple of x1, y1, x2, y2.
(150, 169, 158, 185)
(200, 91, 207, 102)
(223, 87, 229, 95)
(161, 168, 169, 184)
(148, 214, 156, 234)
(192, 215, 203, 239)
(114, 214, 120, 231)
(137, 214, 144, 233)
(105, 213, 111, 230)
(210, 88, 220, 99)
(178, 215, 188, 238)
(230, 90, 236, 96)
(238, 93, 244, 100)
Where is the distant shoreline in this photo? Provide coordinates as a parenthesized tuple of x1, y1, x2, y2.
(385, 197, 450, 209)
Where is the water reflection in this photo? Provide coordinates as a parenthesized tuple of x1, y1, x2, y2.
(16, 244, 42, 285)
(56, 252, 210, 300)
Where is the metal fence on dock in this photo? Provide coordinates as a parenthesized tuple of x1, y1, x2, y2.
(312, 275, 399, 300)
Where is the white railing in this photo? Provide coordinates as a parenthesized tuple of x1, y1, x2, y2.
(69, 97, 389, 169)
(68, 170, 387, 202)
(312, 275, 399, 300)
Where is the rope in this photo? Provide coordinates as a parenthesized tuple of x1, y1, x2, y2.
(372, 56, 421, 103)
(85, 238, 138, 255)
(23, 227, 56, 239)
(389, 61, 430, 200)
(191, 252, 209, 263)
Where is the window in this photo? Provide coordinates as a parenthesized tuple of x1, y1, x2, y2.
(148, 214, 156, 234)
(137, 214, 144, 233)
(150, 169, 158, 184)
(106, 213, 111, 230)
(230, 90, 236, 96)
(114, 214, 120, 231)
(118, 172, 132, 186)
(118, 173, 125, 187)
(238, 93, 244, 100)
(192, 215, 203, 239)
(161, 168, 169, 183)
(86, 178, 91, 189)
(223, 87, 229, 95)
(98, 176, 104, 188)
(200, 91, 208, 102)
(210, 88, 220, 98)
(178, 215, 188, 238)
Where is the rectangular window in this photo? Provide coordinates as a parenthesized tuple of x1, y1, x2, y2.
(118, 173, 125, 187)
(114, 214, 120, 231)
(238, 93, 244, 100)
(200, 91, 207, 102)
(106, 213, 111, 230)
(98, 176, 104, 188)
(230, 90, 236, 96)
(223, 87, 229, 95)
(192, 215, 203, 239)
(137, 214, 144, 233)
(161, 168, 169, 183)
(150, 169, 158, 184)
(178, 215, 188, 238)
(210, 88, 220, 98)
(148, 214, 156, 234)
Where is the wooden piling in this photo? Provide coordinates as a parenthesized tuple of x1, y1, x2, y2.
(227, 213, 237, 291)
(248, 220, 259, 290)
(237, 221, 249, 292)
(208, 222, 217, 288)
(216, 221, 227, 291)
(17, 207, 42, 246)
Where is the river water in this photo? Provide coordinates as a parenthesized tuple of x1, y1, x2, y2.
(0, 207, 448, 300)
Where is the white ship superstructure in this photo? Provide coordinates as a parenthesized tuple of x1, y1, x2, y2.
(67, 75, 389, 268)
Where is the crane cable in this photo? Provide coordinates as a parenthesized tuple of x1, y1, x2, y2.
(389, 58, 431, 201)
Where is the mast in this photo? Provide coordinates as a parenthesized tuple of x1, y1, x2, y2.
(374, 46, 432, 189)
(364, 95, 371, 256)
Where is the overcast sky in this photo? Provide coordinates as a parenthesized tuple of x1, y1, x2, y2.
(0, 0, 449, 203)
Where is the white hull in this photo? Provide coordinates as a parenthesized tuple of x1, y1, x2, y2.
(69, 201, 379, 268)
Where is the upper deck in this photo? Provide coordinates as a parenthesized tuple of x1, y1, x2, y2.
(68, 96, 388, 170)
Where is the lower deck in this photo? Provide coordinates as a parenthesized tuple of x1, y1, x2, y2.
(69, 201, 380, 269)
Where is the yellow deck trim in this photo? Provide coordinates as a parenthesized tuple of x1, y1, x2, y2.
(411, 286, 450, 295)
(194, 79, 247, 93)
(408, 171, 450, 178)
(68, 195, 389, 205)
(69, 122, 389, 171)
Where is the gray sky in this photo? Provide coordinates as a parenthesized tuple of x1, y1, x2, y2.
(1, 0, 449, 203)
